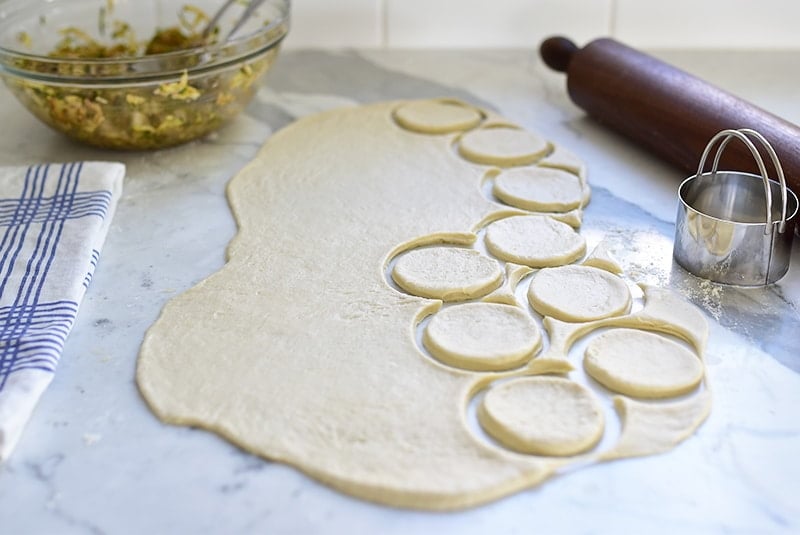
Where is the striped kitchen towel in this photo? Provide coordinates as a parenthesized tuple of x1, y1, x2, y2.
(0, 162, 124, 461)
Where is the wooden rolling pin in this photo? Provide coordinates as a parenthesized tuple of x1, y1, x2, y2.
(540, 36, 800, 197)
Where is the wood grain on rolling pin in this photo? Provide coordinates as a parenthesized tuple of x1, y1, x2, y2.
(540, 37, 800, 197)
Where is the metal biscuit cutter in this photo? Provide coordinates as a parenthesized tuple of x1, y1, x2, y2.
(673, 128, 798, 286)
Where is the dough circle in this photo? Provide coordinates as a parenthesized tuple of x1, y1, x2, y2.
(484, 215, 586, 267)
(527, 265, 631, 322)
(493, 166, 584, 212)
(423, 302, 541, 371)
(458, 127, 549, 166)
(393, 100, 483, 134)
(478, 376, 604, 456)
(584, 329, 704, 398)
(391, 246, 502, 301)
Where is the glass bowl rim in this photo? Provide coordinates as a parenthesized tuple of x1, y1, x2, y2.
(0, 0, 290, 84)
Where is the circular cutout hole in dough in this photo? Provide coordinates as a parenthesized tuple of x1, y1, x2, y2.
(458, 127, 549, 167)
(393, 100, 483, 135)
(423, 302, 541, 371)
(527, 265, 631, 322)
(584, 328, 704, 398)
(484, 215, 586, 268)
(493, 167, 584, 212)
(478, 376, 604, 456)
(391, 246, 502, 301)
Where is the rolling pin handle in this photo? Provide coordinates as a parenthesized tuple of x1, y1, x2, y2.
(539, 36, 578, 73)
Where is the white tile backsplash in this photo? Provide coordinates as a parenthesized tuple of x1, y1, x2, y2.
(385, 0, 612, 48)
(281, 0, 800, 49)
(614, 0, 800, 49)
(283, 0, 383, 48)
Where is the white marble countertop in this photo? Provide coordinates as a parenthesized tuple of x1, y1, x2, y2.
(0, 48, 798, 534)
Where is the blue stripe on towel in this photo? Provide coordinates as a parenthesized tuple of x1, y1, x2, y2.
(0, 163, 113, 390)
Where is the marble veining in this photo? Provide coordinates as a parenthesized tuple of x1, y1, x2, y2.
(0, 49, 798, 534)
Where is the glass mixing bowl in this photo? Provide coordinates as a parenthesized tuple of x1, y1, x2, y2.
(0, 0, 289, 150)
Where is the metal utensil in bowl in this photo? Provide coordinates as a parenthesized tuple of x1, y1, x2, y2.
(203, 0, 270, 42)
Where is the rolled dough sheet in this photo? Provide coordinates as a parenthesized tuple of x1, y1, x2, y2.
(137, 100, 710, 511)
(582, 240, 623, 274)
(138, 101, 559, 510)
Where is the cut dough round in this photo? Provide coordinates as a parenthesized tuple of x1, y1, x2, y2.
(493, 167, 583, 212)
(392, 246, 502, 301)
(458, 127, 549, 166)
(478, 376, 604, 456)
(584, 329, 704, 398)
(423, 303, 541, 371)
(528, 265, 631, 322)
(484, 215, 585, 267)
(393, 100, 483, 134)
